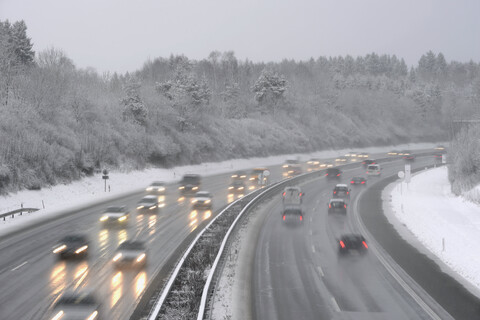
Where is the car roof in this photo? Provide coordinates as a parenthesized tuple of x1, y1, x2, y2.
(61, 234, 87, 242)
(195, 191, 211, 197)
(118, 240, 145, 250)
(150, 181, 164, 185)
(335, 184, 348, 188)
(340, 234, 365, 241)
(330, 198, 345, 203)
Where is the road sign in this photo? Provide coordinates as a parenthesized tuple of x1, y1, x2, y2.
(398, 171, 405, 179)
(442, 154, 447, 164)
(263, 170, 270, 177)
(405, 164, 411, 183)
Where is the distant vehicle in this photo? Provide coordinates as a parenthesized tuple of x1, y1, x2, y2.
(328, 199, 347, 214)
(113, 240, 147, 268)
(333, 184, 350, 199)
(179, 174, 201, 195)
(100, 206, 129, 226)
(282, 160, 302, 177)
(325, 167, 342, 179)
(282, 204, 303, 222)
(435, 145, 446, 151)
(53, 235, 89, 259)
(387, 150, 399, 156)
(345, 151, 360, 162)
(433, 153, 443, 163)
(366, 164, 382, 176)
(249, 167, 269, 189)
(306, 158, 321, 171)
(338, 234, 368, 254)
(362, 159, 376, 168)
(335, 156, 348, 164)
(49, 291, 100, 320)
(320, 161, 334, 168)
(403, 154, 415, 161)
(400, 150, 412, 156)
(146, 181, 166, 194)
(350, 176, 367, 185)
(230, 170, 248, 181)
(228, 180, 246, 195)
(358, 152, 369, 158)
(282, 186, 303, 205)
(191, 191, 213, 209)
(137, 195, 162, 213)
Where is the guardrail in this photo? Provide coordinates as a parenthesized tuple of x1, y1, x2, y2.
(0, 207, 39, 221)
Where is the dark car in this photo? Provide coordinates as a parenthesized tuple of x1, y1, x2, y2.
(230, 170, 248, 182)
(325, 167, 342, 179)
(350, 176, 367, 185)
(433, 153, 443, 163)
(333, 184, 350, 199)
(228, 180, 246, 195)
(282, 204, 303, 222)
(328, 199, 347, 214)
(53, 234, 89, 259)
(179, 174, 201, 195)
(49, 291, 100, 320)
(338, 234, 368, 254)
(403, 154, 415, 161)
(362, 159, 376, 168)
(113, 240, 147, 268)
(99, 205, 129, 226)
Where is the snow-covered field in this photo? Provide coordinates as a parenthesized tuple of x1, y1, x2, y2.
(388, 166, 480, 293)
(0, 142, 436, 237)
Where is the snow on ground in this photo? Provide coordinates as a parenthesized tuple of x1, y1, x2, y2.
(0, 142, 436, 237)
(388, 166, 480, 292)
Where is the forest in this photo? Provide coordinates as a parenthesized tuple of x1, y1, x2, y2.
(1, 19, 479, 193)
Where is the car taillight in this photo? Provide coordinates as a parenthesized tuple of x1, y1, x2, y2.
(337, 174, 340, 176)
(333, 191, 336, 194)
(340, 241, 345, 248)
(347, 191, 349, 194)
(299, 193, 302, 196)
(283, 215, 285, 221)
(325, 173, 328, 176)
(329, 204, 331, 208)
(361, 181, 365, 184)
(351, 181, 354, 184)
(344, 204, 347, 208)
(283, 192, 286, 196)
(299, 216, 303, 221)
(362, 241, 368, 248)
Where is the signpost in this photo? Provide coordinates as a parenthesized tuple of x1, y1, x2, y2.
(405, 164, 411, 184)
(102, 169, 109, 192)
(398, 171, 404, 194)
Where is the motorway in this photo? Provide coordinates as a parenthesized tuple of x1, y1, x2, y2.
(0, 167, 283, 320)
(251, 156, 458, 320)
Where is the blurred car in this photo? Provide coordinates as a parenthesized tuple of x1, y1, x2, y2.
(335, 156, 348, 164)
(350, 176, 367, 185)
(113, 240, 147, 268)
(228, 180, 246, 195)
(333, 184, 350, 199)
(362, 159, 376, 168)
(282, 204, 303, 222)
(338, 234, 368, 254)
(282, 186, 303, 205)
(230, 170, 248, 181)
(344, 151, 358, 157)
(53, 235, 89, 259)
(191, 191, 213, 209)
(249, 167, 269, 189)
(387, 150, 399, 156)
(358, 152, 369, 158)
(433, 153, 443, 163)
(306, 158, 321, 171)
(366, 164, 382, 176)
(320, 161, 334, 168)
(137, 195, 162, 213)
(178, 174, 201, 195)
(400, 150, 412, 156)
(99, 206, 129, 226)
(435, 145, 446, 151)
(403, 154, 415, 162)
(49, 291, 100, 320)
(328, 199, 347, 214)
(325, 167, 342, 179)
(282, 159, 303, 177)
(146, 181, 166, 194)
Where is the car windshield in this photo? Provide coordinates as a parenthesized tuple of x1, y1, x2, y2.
(140, 197, 156, 204)
(119, 241, 145, 251)
(331, 201, 344, 208)
(62, 235, 86, 243)
(104, 206, 124, 213)
(57, 294, 96, 306)
(151, 182, 164, 186)
(196, 192, 211, 198)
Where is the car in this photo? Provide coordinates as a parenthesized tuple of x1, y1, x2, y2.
(345, 151, 360, 162)
(338, 234, 368, 254)
(53, 235, 89, 259)
(191, 191, 213, 209)
(282, 186, 303, 205)
(306, 158, 321, 171)
(328, 199, 347, 214)
(335, 156, 348, 164)
(333, 184, 350, 199)
(99, 206, 129, 226)
(112, 240, 147, 268)
(230, 170, 248, 181)
(433, 153, 443, 163)
(249, 167, 269, 189)
(325, 167, 342, 179)
(387, 150, 399, 156)
(320, 161, 334, 168)
(49, 291, 100, 320)
(362, 159, 376, 168)
(366, 164, 382, 176)
(358, 152, 369, 158)
(435, 145, 446, 151)
(282, 160, 302, 177)
(228, 180, 246, 195)
(403, 154, 415, 161)
(146, 181, 166, 194)
(400, 150, 412, 156)
(282, 204, 303, 222)
(137, 195, 162, 213)
(350, 176, 367, 185)
(178, 174, 201, 195)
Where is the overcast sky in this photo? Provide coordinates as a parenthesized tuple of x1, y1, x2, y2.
(1, 0, 479, 74)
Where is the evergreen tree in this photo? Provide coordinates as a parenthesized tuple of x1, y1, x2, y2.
(121, 77, 147, 126)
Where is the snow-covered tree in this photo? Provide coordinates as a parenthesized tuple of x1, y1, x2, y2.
(252, 69, 287, 115)
(121, 77, 147, 125)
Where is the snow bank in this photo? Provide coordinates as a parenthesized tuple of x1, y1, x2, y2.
(389, 166, 480, 291)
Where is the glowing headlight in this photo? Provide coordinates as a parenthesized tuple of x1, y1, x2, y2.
(158, 186, 165, 191)
(282, 165, 288, 168)
(240, 175, 246, 178)
(238, 187, 244, 190)
(231, 175, 238, 178)
(137, 205, 144, 210)
(51, 310, 64, 320)
(228, 186, 234, 190)
(87, 311, 98, 320)
(113, 253, 122, 262)
(53, 245, 66, 254)
(75, 245, 88, 254)
(191, 199, 198, 203)
(249, 177, 255, 181)
(146, 187, 153, 191)
(118, 216, 127, 222)
(100, 216, 108, 222)
(192, 186, 199, 190)
(158, 203, 165, 208)
(149, 205, 157, 210)
(179, 186, 185, 190)
(205, 199, 211, 204)
(136, 253, 146, 263)
(307, 161, 312, 164)
(249, 186, 255, 190)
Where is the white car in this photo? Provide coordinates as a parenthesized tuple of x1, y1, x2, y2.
(146, 181, 166, 194)
(191, 191, 213, 209)
(99, 206, 129, 225)
(113, 240, 147, 268)
(366, 164, 382, 176)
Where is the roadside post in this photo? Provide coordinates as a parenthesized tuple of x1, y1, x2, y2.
(102, 169, 109, 192)
(398, 171, 405, 195)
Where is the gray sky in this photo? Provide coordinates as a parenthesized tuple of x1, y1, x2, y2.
(1, 0, 479, 74)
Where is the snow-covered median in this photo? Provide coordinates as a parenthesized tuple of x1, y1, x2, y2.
(388, 166, 480, 292)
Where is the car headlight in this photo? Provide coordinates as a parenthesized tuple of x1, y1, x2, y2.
(205, 199, 211, 204)
(75, 245, 88, 254)
(149, 205, 157, 210)
(136, 253, 146, 263)
(249, 177, 255, 181)
(238, 187, 244, 190)
(118, 215, 127, 222)
(137, 205, 144, 209)
(146, 187, 153, 191)
(249, 186, 255, 190)
(228, 186, 234, 190)
(158, 187, 165, 191)
(231, 175, 238, 178)
(192, 186, 199, 190)
(51, 310, 64, 320)
(158, 203, 165, 208)
(179, 186, 185, 190)
(282, 165, 288, 168)
(113, 253, 122, 262)
(87, 311, 98, 320)
(240, 175, 246, 178)
(53, 244, 67, 254)
(191, 199, 198, 203)
(100, 216, 108, 222)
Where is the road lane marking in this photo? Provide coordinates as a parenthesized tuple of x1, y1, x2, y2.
(310, 217, 313, 222)
(309, 229, 313, 236)
(311, 245, 316, 253)
(11, 261, 28, 271)
(317, 266, 324, 277)
(331, 297, 341, 312)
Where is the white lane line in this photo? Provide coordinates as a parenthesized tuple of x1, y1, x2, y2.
(317, 266, 324, 277)
(331, 297, 341, 312)
(311, 245, 316, 253)
(309, 229, 313, 236)
(11, 261, 28, 271)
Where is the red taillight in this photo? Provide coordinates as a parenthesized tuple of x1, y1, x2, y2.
(299, 216, 303, 221)
(340, 241, 345, 248)
(361, 181, 365, 184)
(299, 193, 302, 196)
(325, 173, 329, 176)
(347, 191, 349, 194)
(333, 191, 336, 194)
(362, 241, 368, 248)
(283, 192, 286, 196)
(329, 204, 331, 208)
(351, 181, 354, 184)
(344, 204, 347, 208)
(337, 174, 340, 176)
(283, 215, 285, 221)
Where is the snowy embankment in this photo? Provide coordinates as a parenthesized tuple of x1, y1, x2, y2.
(0, 143, 435, 237)
(388, 166, 480, 292)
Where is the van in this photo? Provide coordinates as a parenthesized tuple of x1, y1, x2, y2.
(366, 164, 381, 176)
